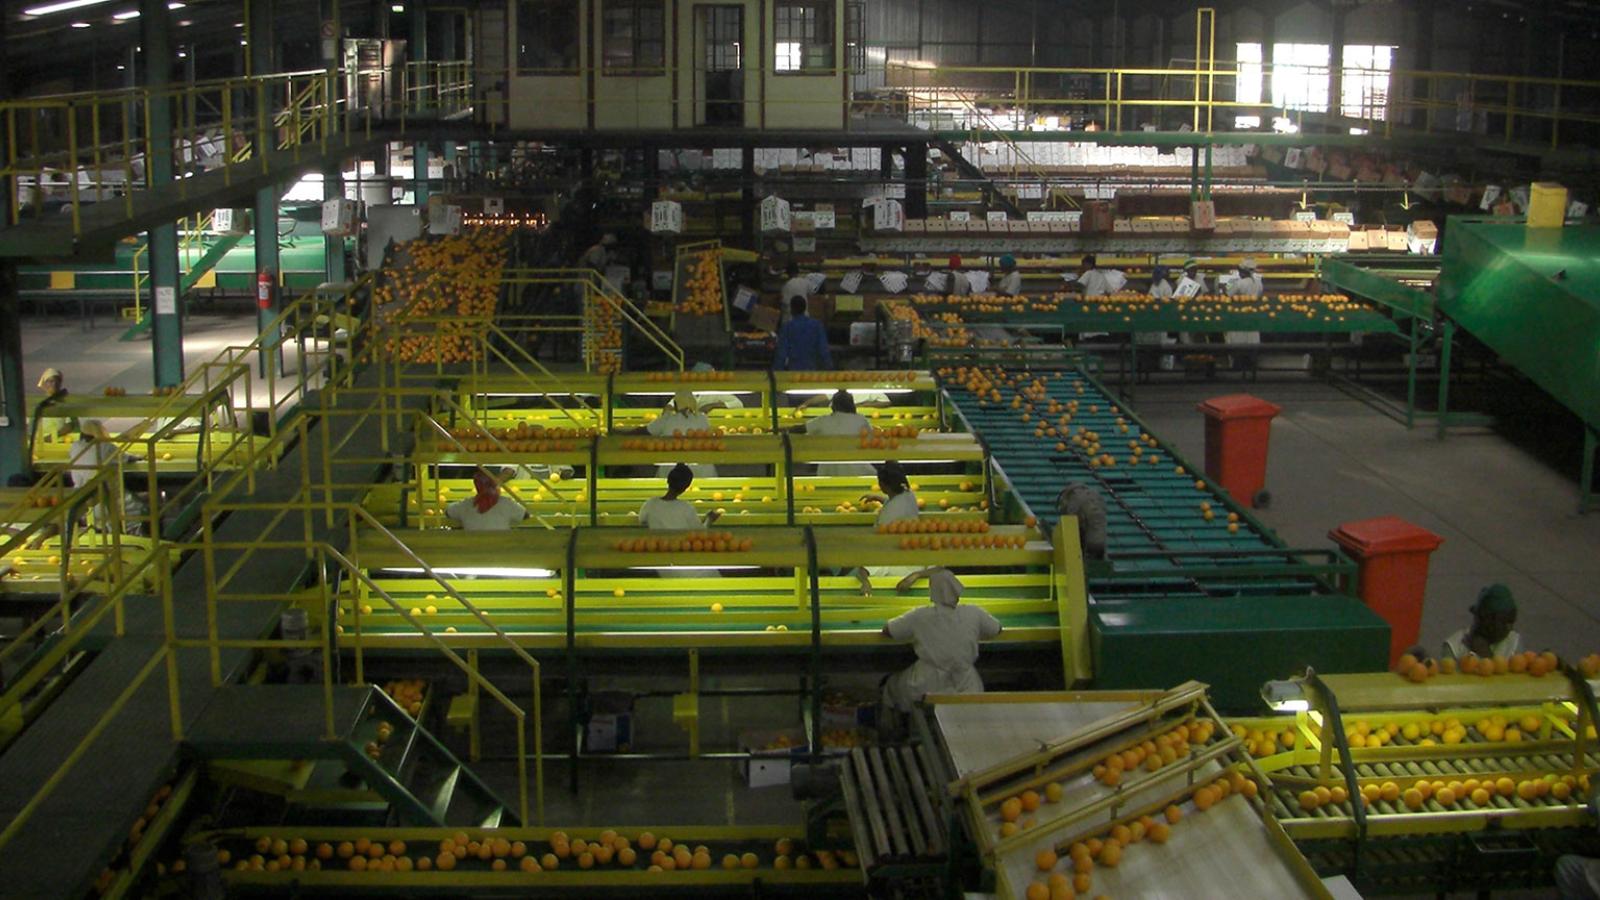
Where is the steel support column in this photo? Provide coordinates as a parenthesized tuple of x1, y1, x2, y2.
(143, 0, 184, 387)
(413, 142, 429, 205)
(324, 162, 347, 283)
(0, 265, 24, 480)
(905, 143, 928, 219)
(251, 0, 282, 376)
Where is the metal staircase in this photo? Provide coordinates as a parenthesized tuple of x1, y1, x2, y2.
(185, 683, 517, 828)
(931, 138, 1026, 218)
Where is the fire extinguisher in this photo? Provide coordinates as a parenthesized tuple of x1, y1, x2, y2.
(257, 270, 274, 311)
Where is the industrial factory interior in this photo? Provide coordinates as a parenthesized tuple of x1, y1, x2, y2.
(1, 0, 1600, 897)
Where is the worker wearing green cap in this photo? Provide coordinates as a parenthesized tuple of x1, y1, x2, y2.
(1441, 583, 1522, 661)
(995, 255, 1023, 296)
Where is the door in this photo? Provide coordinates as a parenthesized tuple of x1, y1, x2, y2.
(696, 5, 743, 126)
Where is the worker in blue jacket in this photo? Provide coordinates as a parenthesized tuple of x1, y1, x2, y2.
(775, 296, 832, 371)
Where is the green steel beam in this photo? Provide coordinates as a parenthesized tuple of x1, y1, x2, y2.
(1318, 256, 1435, 319)
(143, 0, 183, 387)
(0, 265, 23, 481)
(323, 162, 346, 283)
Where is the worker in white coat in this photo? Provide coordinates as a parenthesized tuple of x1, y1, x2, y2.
(995, 255, 1023, 296)
(1224, 257, 1265, 368)
(580, 233, 617, 271)
(1147, 265, 1174, 299)
(638, 463, 723, 578)
(881, 568, 1003, 711)
(945, 255, 972, 296)
(646, 390, 718, 478)
(854, 462, 919, 595)
(779, 261, 818, 316)
(804, 390, 876, 476)
(445, 469, 528, 531)
(1074, 254, 1128, 297)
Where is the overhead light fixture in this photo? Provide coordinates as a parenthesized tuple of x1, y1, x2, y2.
(177, 18, 191, 25)
(176, 50, 186, 57)
(112, 8, 139, 20)
(392, 3, 405, 11)
(71, 20, 92, 28)
(22, 0, 115, 17)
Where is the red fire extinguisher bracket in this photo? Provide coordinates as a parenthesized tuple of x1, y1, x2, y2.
(257, 271, 274, 311)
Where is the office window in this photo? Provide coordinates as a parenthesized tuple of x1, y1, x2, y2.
(1342, 44, 1394, 120)
(518, 0, 579, 72)
(603, 0, 666, 72)
(1272, 42, 1331, 113)
(775, 0, 834, 72)
(1234, 42, 1263, 128)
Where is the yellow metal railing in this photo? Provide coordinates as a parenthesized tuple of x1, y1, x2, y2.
(2, 62, 471, 237)
(499, 268, 685, 375)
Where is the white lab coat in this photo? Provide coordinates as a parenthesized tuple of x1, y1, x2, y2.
(780, 275, 817, 312)
(882, 572, 1002, 711)
(1078, 268, 1128, 297)
(638, 497, 719, 578)
(875, 490, 919, 526)
(947, 270, 973, 296)
(648, 410, 719, 478)
(1147, 279, 1174, 299)
(996, 270, 1023, 296)
(1225, 273, 1264, 345)
(445, 496, 528, 531)
(807, 411, 877, 476)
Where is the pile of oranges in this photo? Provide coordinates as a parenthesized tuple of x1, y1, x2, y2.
(895, 533, 1025, 551)
(856, 434, 904, 450)
(585, 293, 624, 375)
(1023, 769, 1244, 900)
(614, 532, 753, 553)
(619, 436, 727, 452)
(1091, 718, 1217, 787)
(24, 494, 63, 508)
(874, 424, 921, 438)
(1231, 722, 1298, 758)
(378, 229, 510, 364)
(876, 518, 991, 535)
(1399, 649, 1566, 680)
(93, 780, 180, 894)
(102, 385, 129, 396)
(677, 252, 724, 315)
(383, 679, 425, 717)
(787, 370, 920, 383)
(643, 370, 736, 382)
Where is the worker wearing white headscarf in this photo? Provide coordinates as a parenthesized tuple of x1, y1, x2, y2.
(647, 390, 718, 478)
(1224, 257, 1264, 355)
(881, 568, 1003, 711)
(805, 390, 876, 477)
(33, 367, 78, 444)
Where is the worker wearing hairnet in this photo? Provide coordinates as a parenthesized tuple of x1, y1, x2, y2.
(1055, 483, 1108, 561)
(1442, 584, 1522, 661)
(1224, 257, 1265, 367)
(880, 568, 1003, 711)
(638, 463, 722, 578)
(446, 468, 528, 531)
(802, 389, 876, 476)
(995, 255, 1023, 296)
(647, 390, 719, 478)
(33, 367, 78, 444)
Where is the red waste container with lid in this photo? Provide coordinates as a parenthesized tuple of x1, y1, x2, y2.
(1329, 516, 1445, 667)
(1197, 394, 1282, 508)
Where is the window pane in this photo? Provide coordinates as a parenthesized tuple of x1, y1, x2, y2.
(519, 0, 579, 71)
(1272, 42, 1330, 113)
(775, 1, 832, 70)
(1342, 44, 1393, 120)
(1236, 42, 1263, 105)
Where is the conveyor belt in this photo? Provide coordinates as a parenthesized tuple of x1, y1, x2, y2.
(942, 364, 1320, 599)
(839, 745, 947, 872)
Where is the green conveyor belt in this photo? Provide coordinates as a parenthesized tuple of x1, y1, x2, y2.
(898, 294, 1401, 335)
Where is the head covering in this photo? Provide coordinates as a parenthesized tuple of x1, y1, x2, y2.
(831, 389, 856, 414)
(1082, 254, 1098, 269)
(1152, 265, 1170, 281)
(600, 233, 618, 246)
(471, 469, 500, 514)
(928, 569, 964, 608)
(37, 368, 62, 389)
(1475, 583, 1516, 614)
(691, 361, 715, 373)
(948, 254, 963, 269)
(666, 462, 694, 495)
(1183, 258, 1200, 271)
(876, 461, 910, 494)
(673, 389, 699, 414)
(1239, 257, 1258, 271)
(999, 254, 1017, 270)
(79, 420, 108, 441)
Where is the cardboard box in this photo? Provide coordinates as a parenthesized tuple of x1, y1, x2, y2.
(1082, 201, 1112, 234)
(649, 200, 684, 235)
(740, 729, 807, 788)
(583, 692, 634, 753)
(1347, 230, 1370, 251)
(820, 690, 878, 731)
(902, 219, 926, 234)
(749, 304, 781, 334)
(760, 196, 792, 234)
(1385, 230, 1409, 252)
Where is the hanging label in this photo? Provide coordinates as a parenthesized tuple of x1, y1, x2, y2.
(155, 286, 177, 315)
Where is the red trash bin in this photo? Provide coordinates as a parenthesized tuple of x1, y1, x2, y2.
(1196, 394, 1282, 508)
(1329, 516, 1445, 667)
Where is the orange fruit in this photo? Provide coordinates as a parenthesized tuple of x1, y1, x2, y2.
(1035, 849, 1058, 871)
